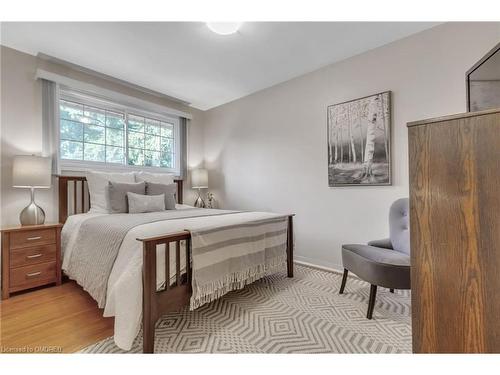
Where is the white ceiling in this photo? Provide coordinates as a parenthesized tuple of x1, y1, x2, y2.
(1, 22, 438, 110)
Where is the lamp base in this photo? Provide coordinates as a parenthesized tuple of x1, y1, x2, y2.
(194, 193, 206, 208)
(19, 190, 45, 225)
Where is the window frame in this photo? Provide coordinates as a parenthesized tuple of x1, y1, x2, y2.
(59, 89, 181, 175)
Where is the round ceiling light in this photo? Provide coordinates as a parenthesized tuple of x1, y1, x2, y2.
(206, 22, 242, 35)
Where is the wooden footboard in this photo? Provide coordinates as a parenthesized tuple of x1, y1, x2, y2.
(137, 214, 294, 353)
(138, 231, 192, 353)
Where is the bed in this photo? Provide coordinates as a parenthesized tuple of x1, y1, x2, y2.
(58, 176, 294, 353)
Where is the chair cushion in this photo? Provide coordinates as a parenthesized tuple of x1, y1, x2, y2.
(389, 198, 410, 255)
(342, 244, 411, 289)
(367, 238, 393, 249)
(342, 244, 410, 266)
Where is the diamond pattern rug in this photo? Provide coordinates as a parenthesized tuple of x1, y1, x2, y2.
(81, 265, 411, 353)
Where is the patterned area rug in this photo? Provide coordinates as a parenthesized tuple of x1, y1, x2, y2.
(81, 265, 411, 353)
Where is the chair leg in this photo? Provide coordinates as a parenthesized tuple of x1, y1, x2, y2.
(339, 269, 348, 294)
(390, 288, 394, 293)
(367, 285, 377, 319)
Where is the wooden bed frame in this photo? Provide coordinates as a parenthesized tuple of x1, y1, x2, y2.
(58, 175, 294, 353)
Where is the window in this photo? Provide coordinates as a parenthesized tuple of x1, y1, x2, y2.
(127, 114, 175, 168)
(58, 93, 180, 174)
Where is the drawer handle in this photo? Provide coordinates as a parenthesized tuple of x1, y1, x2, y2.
(26, 253, 43, 259)
(26, 271, 42, 278)
(27, 236, 42, 241)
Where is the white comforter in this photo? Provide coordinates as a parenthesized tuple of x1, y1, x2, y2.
(62, 205, 285, 350)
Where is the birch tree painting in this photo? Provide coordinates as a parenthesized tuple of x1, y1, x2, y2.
(327, 91, 391, 186)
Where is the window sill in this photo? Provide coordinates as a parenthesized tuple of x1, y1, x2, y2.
(60, 160, 180, 176)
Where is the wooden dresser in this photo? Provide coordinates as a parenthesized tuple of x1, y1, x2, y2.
(1, 223, 62, 299)
(408, 108, 500, 353)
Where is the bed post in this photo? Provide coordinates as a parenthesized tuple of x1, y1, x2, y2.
(176, 179, 183, 204)
(287, 215, 294, 278)
(58, 177, 68, 224)
(142, 241, 157, 353)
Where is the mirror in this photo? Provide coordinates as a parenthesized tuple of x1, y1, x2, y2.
(466, 42, 500, 112)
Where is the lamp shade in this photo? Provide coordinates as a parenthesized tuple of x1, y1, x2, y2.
(191, 168, 208, 189)
(12, 155, 52, 188)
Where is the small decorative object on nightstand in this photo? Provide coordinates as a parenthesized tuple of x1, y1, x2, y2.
(191, 168, 208, 208)
(13, 155, 52, 225)
(1, 223, 62, 299)
(206, 192, 216, 209)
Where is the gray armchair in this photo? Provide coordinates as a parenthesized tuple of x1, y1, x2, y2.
(339, 198, 410, 319)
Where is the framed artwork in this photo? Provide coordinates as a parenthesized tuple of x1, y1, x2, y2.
(327, 91, 391, 187)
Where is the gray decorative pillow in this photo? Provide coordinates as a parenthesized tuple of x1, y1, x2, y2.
(146, 182, 177, 210)
(107, 181, 146, 213)
(127, 192, 165, 213)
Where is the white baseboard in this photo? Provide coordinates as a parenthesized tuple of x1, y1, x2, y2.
(293, 255, 344, 275)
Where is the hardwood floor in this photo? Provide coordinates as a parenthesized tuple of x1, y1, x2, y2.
(0, 280, 113, 353)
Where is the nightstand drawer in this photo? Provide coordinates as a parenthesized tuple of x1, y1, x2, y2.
(9, 261, 56, 291)
(10, 244, 57, 268)
(10, 228, 56, 249)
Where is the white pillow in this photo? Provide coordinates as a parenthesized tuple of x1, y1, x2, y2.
(86, 171, 136, 213)
(127, 192, 165, 213)
(135, 171, 174, 185)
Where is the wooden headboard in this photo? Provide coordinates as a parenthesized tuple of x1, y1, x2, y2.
(57, 176, 184, 224)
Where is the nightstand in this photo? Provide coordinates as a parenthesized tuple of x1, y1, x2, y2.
(1, 223, 63, 299)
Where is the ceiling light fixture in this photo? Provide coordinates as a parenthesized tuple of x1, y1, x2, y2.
(206, 22, 242, 35)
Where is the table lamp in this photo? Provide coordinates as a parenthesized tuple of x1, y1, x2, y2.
(13, 155, 52, 225)
(191, 168, 208, 208)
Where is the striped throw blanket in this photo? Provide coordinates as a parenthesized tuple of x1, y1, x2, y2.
(189, 215, 289, 309)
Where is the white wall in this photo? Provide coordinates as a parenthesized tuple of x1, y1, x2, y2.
(202, 22, 500, 271)
(0, 46, 205, 227)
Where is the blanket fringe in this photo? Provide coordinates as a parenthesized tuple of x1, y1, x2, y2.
(190, 254, 287, 310)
